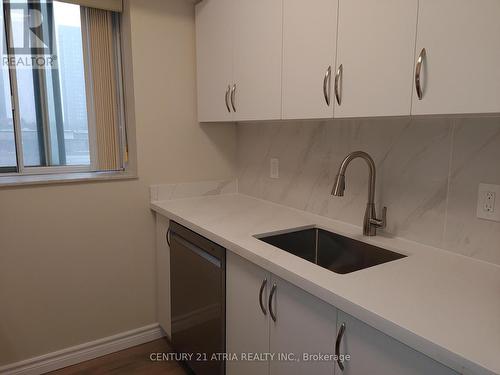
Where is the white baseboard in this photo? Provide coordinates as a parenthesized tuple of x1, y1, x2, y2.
(0, 323, 165, 375)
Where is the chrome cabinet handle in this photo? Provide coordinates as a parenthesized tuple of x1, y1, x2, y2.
(166, 228, 171, 247)
(335, 323, 346, 371)
(268, 283, 277, 322)
(230, 84, 236, 112)
(225, 85, 231, 112)
(323, 66, 332, 106)
(415, 48, 426, 100)
(259, 278, 267, 315)
(335, 64, 343, 106)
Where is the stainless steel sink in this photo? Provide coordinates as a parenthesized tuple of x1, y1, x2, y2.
(257, 227, 406, 274)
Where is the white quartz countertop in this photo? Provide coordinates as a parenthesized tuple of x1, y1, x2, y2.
(151, 193, 500, 375)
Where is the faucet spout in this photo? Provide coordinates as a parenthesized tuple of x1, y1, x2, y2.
(332, 173, 346, 196)
(331, 151, 386, 236)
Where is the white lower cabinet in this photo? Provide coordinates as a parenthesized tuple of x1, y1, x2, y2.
(226, 252, 270, 375)
(227, 252, 337, 375)
(227, 252, 459, 375)
(335, 311, 457, 375)
(269, 275, 338, 375)
(156, 215, 171, 337)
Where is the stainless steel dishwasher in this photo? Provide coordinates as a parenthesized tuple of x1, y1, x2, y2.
(168, 221, 225, 375)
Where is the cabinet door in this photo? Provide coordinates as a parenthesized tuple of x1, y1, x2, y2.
(336, 311, 457, 375)
(412, 0, 500, 115)
(226, 252, 270, 375)
(195, 0, 233, 122)
(282, 0, 338, 120)
(232, 0, 283, 121)
(269, 276, 337, 375)
(155, 215, 171, 337)
(335, 0, 418, 118)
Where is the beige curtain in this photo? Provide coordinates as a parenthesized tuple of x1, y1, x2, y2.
(85, 8, 121, 171)
(61, 0, 122, 12)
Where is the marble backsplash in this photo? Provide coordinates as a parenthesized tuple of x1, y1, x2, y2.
(237, 116, 500, 266)
(150, 179, 237, 202)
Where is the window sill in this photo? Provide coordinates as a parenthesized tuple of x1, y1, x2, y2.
(0, 170, 137, 188)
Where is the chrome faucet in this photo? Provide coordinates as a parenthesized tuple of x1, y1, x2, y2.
(332, 151, 387, 236)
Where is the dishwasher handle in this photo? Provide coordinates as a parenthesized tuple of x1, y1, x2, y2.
(171, 233, 222, 268)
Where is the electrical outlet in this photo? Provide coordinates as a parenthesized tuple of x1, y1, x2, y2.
(270, 158, 279, 179)
(477, 183, 500, 222)
(484, 192, 496, 212)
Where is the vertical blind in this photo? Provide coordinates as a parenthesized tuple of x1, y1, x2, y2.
(85, 7, 121, 171)
(62, 0, 123, 13)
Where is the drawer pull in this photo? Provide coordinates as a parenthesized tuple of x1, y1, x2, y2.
(225, 85, 231, 112)
(323, 66, 332, 106)
(335, 64, 343, 106)
(166, 228, 171, 247)
(230, 84, 237, 112)
(415, 48, 426, 100)
(259, 278, 267, 315)
(335, 323, 346, 371)
(269, 283, 277, 322)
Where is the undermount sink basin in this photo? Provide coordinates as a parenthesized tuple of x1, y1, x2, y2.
(257, 227, 406, 274)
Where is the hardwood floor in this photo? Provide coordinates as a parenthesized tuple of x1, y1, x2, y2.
(48, 338, 189, 375)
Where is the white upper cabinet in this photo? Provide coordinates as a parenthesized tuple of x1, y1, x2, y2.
(195, 0, 233, 122)
(412, 0, 500, 115)
(334, 0, 418, 118)
(232, 0, 283, 121)
(282, 0, 338, 120)
(196, 0, 500, 122)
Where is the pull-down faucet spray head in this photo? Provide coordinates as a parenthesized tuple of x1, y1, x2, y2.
(332, 174, 346, 197)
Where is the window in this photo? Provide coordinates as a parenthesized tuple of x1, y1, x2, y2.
(0, 0, 126, 178)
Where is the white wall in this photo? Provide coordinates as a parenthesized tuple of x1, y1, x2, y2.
(0, 0, 235, 366)
(237, 117, 500, 266)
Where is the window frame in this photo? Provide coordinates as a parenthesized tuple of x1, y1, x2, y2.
(0, 0, 130, 182)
